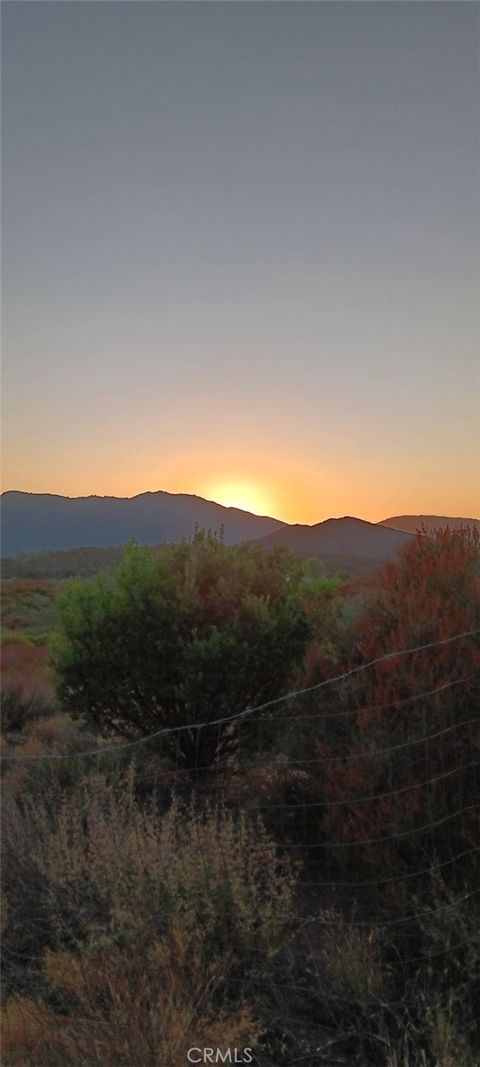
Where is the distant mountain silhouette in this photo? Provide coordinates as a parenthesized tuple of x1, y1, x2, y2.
(379, 515, 480, 534)
(254, 516, 413, 562)
(0, 491, 285, 556)
(3, 493, 473, 569)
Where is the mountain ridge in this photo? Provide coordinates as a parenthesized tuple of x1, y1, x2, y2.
(1, 487, 278, 514)
(2, 491, 477, 561)
(0, 490, 285, 556)
(380, 514, 480, 534)
(253, 514, 413, 561)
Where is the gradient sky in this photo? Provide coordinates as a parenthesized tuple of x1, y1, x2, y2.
(2, 2, 479, 523)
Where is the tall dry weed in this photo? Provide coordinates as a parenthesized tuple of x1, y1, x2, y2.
(2, 771, 295, 1065)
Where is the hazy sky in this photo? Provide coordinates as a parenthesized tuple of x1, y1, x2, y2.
(2, 2, 479, 522)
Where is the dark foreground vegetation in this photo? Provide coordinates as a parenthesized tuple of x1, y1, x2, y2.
(1, 528, 479, 1065)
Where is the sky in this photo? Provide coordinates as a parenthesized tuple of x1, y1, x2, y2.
(2, 2, 479, 524)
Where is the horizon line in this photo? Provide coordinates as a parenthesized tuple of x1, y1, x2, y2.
(1, 487, 479, 529)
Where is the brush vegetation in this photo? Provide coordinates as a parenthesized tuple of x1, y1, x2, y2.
(1, 528, 479, 1065)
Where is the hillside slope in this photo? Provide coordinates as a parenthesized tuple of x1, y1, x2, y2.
(380, 515, 480, 534)
(254, 516, 412, 561)
(0, 491, 285, 556)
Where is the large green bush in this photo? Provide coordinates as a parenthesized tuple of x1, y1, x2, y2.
(51, 533, 315, 765)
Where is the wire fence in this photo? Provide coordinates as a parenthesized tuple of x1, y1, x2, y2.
(2, 628, 478, 762)
(2, 626, 479, 1060)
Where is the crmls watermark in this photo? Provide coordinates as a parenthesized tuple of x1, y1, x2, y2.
(187, 1050, 253, 1064)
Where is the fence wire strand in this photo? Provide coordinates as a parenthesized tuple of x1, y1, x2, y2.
(2, 624, 479, 1054)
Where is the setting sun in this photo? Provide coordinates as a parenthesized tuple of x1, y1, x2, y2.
(204, 481, 274, 517)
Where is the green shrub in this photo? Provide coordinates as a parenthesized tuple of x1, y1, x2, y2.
(51, 533, 318, 766)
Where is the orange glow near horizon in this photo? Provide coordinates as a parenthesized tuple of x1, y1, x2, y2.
(171, 452, 326, 524)
(202, 481, 275, 516)
(2, 446, 479, 526)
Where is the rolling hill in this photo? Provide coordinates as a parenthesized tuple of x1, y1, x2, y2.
(0, 491, 285, 556)
(254, 516, 413, 566)
(380, 515, 480, 534)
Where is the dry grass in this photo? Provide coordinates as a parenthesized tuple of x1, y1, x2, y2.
(1, 642, 55, 735)
(304, 908, 385, 1003)
(2, 949, 260, 1067)
(2, 771, 295, 1065)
